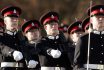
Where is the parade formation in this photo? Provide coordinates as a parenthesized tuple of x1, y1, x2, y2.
(0, 3, 104, 70)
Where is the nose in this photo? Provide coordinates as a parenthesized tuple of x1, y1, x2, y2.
(13, 19, 17, 22)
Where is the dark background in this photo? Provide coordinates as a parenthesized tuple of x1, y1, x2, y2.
(0, 0, 104, 25)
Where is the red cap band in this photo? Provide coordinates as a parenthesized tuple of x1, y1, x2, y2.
(24, 23, 38, 32)
(84, 23, 90, 30)
(70, 26, 79, 33)
(4, 11, 19, 17)
(91, 9, 104, 15)
(43, 16, 58, 24)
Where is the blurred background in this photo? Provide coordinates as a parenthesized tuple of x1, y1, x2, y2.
(0, 0, 104, 25)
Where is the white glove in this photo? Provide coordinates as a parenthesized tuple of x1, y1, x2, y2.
(13, 51, 23, 61)
(50, 49, 61, 58)
(28, 60, 38, 68)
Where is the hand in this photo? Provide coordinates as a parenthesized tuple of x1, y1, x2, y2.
(28, 60, 38, 68)
(50, 49, 61, 58)
(13, 51, 23, 61)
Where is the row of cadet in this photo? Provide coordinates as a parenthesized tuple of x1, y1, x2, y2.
(0, 4, 103, 70)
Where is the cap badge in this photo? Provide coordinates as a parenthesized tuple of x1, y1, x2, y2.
(24, 19, 27, 22)
(100, 8, 103, 12)
(64, 27, 67, 31)
(32, 23, 34, 26)
(13, 9, 16, 13)
(78, 24, 81, 28)
(51, 15, 54, 19)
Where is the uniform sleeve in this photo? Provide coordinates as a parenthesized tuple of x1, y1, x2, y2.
(73, 37, 85, 69)
(23, 49, 31, 63)
(38, 39, 52, 55)
(21, 45, 40, 67)
(0, 42, 15, 57)
(67, 43, 75, 66)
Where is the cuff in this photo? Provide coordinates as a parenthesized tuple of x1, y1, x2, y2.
(47, 48, 52, 55)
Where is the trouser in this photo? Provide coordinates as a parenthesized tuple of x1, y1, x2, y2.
(0, 67, 27, 70)
(41, 67, 66, 70)
(0, 67, 41, 70)
(28, 68, 40, 70)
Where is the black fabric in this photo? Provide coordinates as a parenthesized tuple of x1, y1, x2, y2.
(73, 32, 104, 70)
(0, 31, 27, 70)
(38, 32, 72, 70)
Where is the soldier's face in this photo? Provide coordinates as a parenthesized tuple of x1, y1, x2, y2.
(4, 17, 18, 31)
(91, 15, 104, 31)
(44, 22, 59, 35)
(25, 29, 40, 41)
(70, 32, 83, 42)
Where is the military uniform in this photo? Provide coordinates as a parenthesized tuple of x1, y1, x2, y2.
(38, 32, 72, 70)
(67, 21, 84, 67)
(74, 31, 104, 70)
(22, 42, 41, 70)
(39, 11, 72, 70)
(0, 6, 26, 70)
(73, 5, 104, 70)
(0, 30, 27, 70)
(21, 20, 41, 70)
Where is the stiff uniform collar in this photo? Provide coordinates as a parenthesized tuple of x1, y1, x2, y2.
(29, 40, 40, 44)
(47, 35, 59, 40)
(6, 30, 17, 36)
(93, 30, 104, 34)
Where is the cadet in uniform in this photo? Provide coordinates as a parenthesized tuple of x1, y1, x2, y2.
(0, 5, 26, 70)
(73, 5, 104, 70)
(21, 19, 41, 70)
(68, 21, 84, 46)
(39, 11, 72, 70)
(67, 21, 84, 67)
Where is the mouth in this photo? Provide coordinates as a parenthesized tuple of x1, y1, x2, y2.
(99, 21, 103, 23)
(11, 24, 18, 26)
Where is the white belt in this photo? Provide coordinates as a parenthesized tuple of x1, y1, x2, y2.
(84, 64, 104, 69)
(1, 62, 23, 67)
(41, 67, 65, 70)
